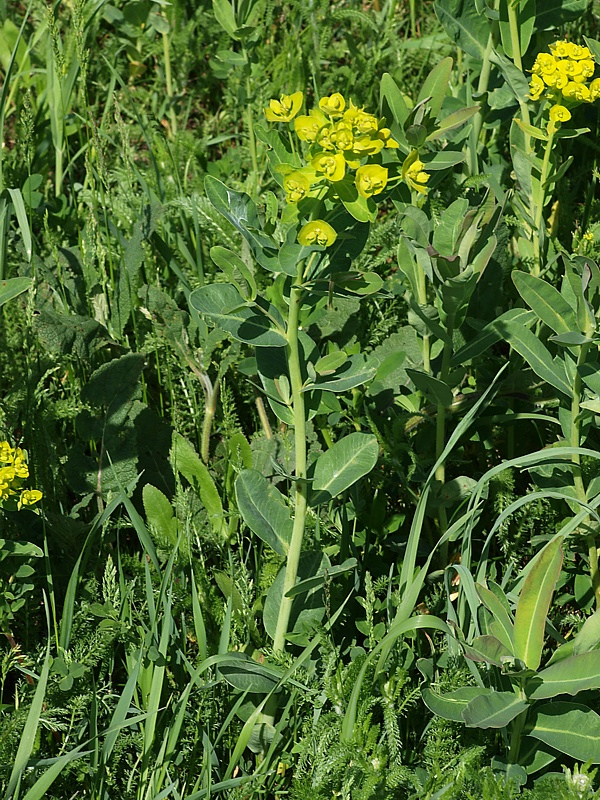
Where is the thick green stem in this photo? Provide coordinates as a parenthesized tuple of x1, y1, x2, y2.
(435, 335, 453, 564)
(570, 341, 600, 608)
(416, 257, 431, 374)
(532, 129, 555, 277)
(244, 65, 259, 199)
(273, 261, 309, 652)
(469, 27, 494, 175)
(508, 696, 528, 764)
(507, 2, 531, 132)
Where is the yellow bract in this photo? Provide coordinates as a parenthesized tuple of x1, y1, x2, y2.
(283, 170, 312, 203)
(298, 220, 337, 247)
(319, 93, 346, 117)
(311, 152, 346, 182)
(355, 164, 388, 198)
(549, 104, 572, 122)
(402, 152, 430, 195)
(264, 91, 303, 123)
(529, 40, 598, 107)
(0, 441, 42, 510)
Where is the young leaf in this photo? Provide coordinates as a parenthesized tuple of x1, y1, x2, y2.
(417, 57, 453, 120)
(513, 537, 564, 671)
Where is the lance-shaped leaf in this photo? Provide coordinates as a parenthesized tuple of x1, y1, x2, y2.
(434, 0, 490, 60)
(530, 703, 600, 763)
(477, 583, 514, 652)
(172, 433, 227, 539)
(513, 537, 564, 671)
(310, 433, 379, 506)
(217, 652, 285, 694)
(417, 57, 453, 121)
(528, 651, 600, 700)
(422, 687, 492, 723)
(189, 283, 287, 347)
(462, 691, 528, 729)
(512, 271, 577, 335)
(406, 368, 453, 407)
(495, 319, 571, 398)
(0, 276, 31, 308)
(235, 469, 293, 556)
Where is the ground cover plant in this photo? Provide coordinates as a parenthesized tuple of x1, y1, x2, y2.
(6, 0, 600, 797)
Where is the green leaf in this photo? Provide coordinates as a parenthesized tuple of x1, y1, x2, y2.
(218, 652, 284, 693)
(495, 319, 571, 397)
(528, 651, 600, 700)
(462, 691, 528, 729)
(499, 0, 535, 58)
(7, 188, 32, 262)
(530, 702, 600, 763)
(451, 308, 536, 366)
(514, 537, 564, 670)
(463, 635, 513, 667)
(514, 119, 548, 142)
(512, 271, 577, 335)
(285, 557, 357, 598)
(433, 198, 469, 258)
(424, 150, 466, 170)
(422, 686, 492, 722)
(380, 72, 410, 143)
(573, 609, 600, 655)
(263, 552, 329, 643)
(142, 485, 178, 546)
(304, 354, 377, 393)
(539, 1, 591, 30)
(310, 433, 379, 506)
(477, 583, 514, 651)
(211, 0, 239, 40)
(427, 106, 479, 141)
(235, 469, 292, 556)
(0, 276, 31, 308)
(434, 0, 490, 59)
(210, 246, 257, 301)
(315, 350, 348, 375)
(406, 368, 453, 407)
(543, 155, 574, 189)
(417, 57, 453, 121)
(171, 433, 227, 539)
(189, 283, 287, 347)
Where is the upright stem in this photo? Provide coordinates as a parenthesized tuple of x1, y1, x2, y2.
(469, 27, 494, 175)
(244, 63, 259, 199)
(532, 129, 555, 277)
(570, 341, 600, 608)
(417, 257, 430, 374)
(162, 28, 177, 137)
(273, 261, 309, 652)
(507, 2, 531, 133)
(435, 335, 453, 564)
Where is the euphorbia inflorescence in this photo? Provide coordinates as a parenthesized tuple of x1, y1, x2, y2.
(264, 89, 429, 246)
(0, 442, 42, 511)
(529, 40, 600, 130)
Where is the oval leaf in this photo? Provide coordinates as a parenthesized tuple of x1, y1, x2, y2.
(310, 433, 379, 506)
(235, 469, 293, 556)
(422, 686, 492, 723)
(462, 692, 528, 729)
(529, 651, 600, 700)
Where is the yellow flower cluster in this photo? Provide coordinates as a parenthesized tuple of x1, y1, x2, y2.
(529, 40, 600, 108)
(264, 91, 403, 209)
(0, 442, 42, 510)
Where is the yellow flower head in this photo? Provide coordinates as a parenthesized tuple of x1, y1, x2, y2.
(0, 442, 14, 463)
(352, 136, 384, 157)
(563, 81, 591, 102)
(403, 155, 430, 195)
(319, 93, 346, 117)
(549, 40, 571, 58)
(590, 78, 600, 101)
(579, 59, 595, 80)
(529, 74, 545, 101)
(298, 220, 337, 247)
(565, 42, 592, 60)
(0, 466, 15, 491)
(331, 122, 354, 151)
(311, 152, 346, 182)
(264, 91, 303, 123)
(549, 104, 572, 123)
(532, 53, 557, 77)
(354, 110, 379, 135)
(294, 109, 328, 142)
(543, 70, 568, 90)
(20, 489, 42, 508)
(316, 125, 335, 151)
(283, 170, 312, 204)
(355, 164, 388, 199)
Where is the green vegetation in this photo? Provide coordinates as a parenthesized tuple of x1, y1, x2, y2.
(5, 0, 600, 797)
